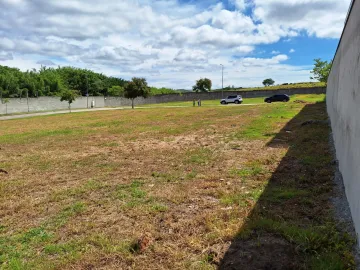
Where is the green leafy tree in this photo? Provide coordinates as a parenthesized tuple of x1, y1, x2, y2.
(0, 65, 127, 98)
(92, 79, 104, 96)
(0, 64, 177, 98)
(2, 98, 9, 114)
(124, 77, 151, 109)
(192, 78, 212, 92)
(149, 87, 177, 95)
(263, 78, 275, 86)
(310, 58, 332, 83)
(60, 90, 78, 112)
(108, 85, 124, 97)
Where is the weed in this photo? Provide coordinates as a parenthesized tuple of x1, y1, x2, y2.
(221, 187, 264, 206)
(43, 241, 79, 255)
(265, 187, 309, 202)
(151, 172, 178, 182)
(20, 227, 52, 244)
(150, 203, 168, 212)
(100, 142, 119, 147)
(47, 202, 86, 228)
(310, 253, 345, 270)
(186, 148, 213, 165)
(238, 218, 355, 268)
(186, 170, 198, 180)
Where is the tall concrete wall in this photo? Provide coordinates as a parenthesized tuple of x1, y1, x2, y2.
(105, 87, 325, 107)
(327, 0, 360, 241)
(0, 87, 325, 114)
(0, 96, 105, 114)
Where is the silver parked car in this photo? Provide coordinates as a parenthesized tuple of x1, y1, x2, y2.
(220, 95, 243, 105)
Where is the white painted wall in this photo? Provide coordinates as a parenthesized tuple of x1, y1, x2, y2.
(0, 87, 326, 115)
(0, 96, 105, 115)
(327, 0, 360, 242)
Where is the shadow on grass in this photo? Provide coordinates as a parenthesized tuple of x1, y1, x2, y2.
(219, 103, 354, 270)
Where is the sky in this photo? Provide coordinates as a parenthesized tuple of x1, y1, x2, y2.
(0, 0, 352, 89)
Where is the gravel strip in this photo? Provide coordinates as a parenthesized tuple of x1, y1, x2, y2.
(329, 133, 360, 269)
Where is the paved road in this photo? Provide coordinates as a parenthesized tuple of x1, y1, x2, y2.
(0, 103, 264, 121)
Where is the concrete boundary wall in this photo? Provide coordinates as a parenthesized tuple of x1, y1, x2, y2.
(104, 87, 325, 107)
(0, 96, 105, 115)
(327, 0, 360, 242)
(0, 87, 325, 114)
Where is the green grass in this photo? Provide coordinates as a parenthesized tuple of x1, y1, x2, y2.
(238, 217, 355, 269)
(47, 202, 87, 229)
(230, 162, 265, 183)
(0, 127, 91, 144)
(220, 187, 265, 207)
(215, 82, 326, 92)
(114, 180, 166, 210)
(264, 187, 309, 202)
(150, 203, 168, 213)
(233, 104, 300, 140)
(143, 94, 326, 108)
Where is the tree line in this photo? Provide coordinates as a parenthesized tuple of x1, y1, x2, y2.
(0, 65, 177, 99)
(0, 57, 332, 102)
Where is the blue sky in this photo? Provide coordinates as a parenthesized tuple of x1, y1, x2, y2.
(254, 36, 339, 67)
(0, 0, 351, 89)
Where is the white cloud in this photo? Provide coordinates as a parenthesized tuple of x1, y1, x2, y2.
(211, 9, 255, 33)
(0, 0, 351, 88)
(0, 37, 15, 50)
(233, 46, 255, 54)
(0, 51, 13, 61)
(253, 0, 350, 38)
(289, 49, 295, 53)
(232, 0, 247, 10)
(236, 54, 289, 68)
(174, 49, 208, 63)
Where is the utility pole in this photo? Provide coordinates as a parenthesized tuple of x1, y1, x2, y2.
(26, 89, 29, 113)
(220, 64, 224, 98)
(86, 74, 89, 108)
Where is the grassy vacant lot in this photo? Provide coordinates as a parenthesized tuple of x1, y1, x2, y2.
(0, 94, 355, 269)
(144, 94, 326, 108)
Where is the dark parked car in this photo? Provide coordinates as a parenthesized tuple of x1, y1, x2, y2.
(264, 94, 290, 103)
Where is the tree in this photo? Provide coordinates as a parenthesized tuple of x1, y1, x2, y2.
(310, 58, 332, 83)
(124, 77, 151, 109)
(92, 79, 104, 96)
(263, 78, 275, 86)
(192, 78, 212, 92)
(0, 64, 127, 98)
(60, 90, 78, 112)
(2, 98, 9, 114)
(108, 85, 124, 97)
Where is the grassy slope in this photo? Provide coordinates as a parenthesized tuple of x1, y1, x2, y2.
(0, 94, 354, 269)
(214, 82, 326, 92)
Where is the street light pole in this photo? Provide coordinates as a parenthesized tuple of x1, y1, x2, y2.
(220, 64, 224, 98)
(86, 74, 89, 108)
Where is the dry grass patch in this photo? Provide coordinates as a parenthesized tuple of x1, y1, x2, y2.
(0, 97, 355, 269)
